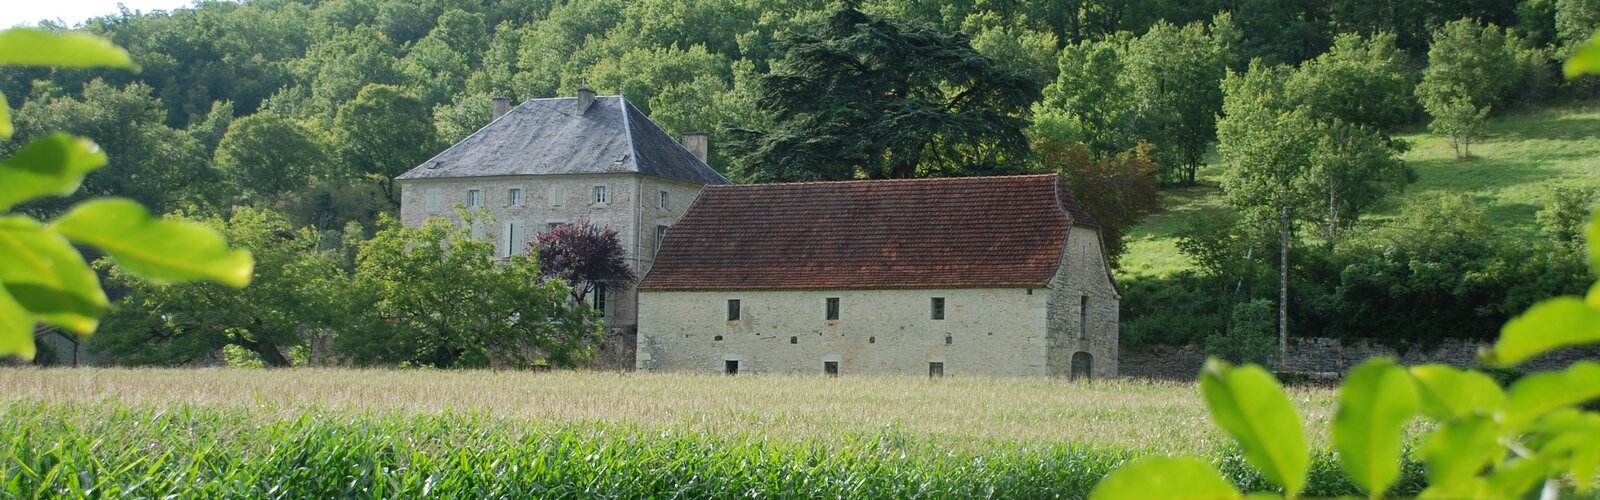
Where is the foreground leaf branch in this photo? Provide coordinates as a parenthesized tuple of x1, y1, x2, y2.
(0, 28, 252, 360)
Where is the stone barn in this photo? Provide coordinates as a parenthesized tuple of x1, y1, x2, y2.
(395, 86, 729, 369)
(636, 174, 1119, 378)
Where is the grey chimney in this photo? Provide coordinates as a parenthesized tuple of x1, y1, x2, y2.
(682, 132, 709, 163)
(491, 96, 511, 120)
(577, 79, 595, 113)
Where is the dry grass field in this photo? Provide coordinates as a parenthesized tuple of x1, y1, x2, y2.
(0, 368, 1337, 454)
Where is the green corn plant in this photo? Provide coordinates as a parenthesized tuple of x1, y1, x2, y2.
(0, 28, 252, 360)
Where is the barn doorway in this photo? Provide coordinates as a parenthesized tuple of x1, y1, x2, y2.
(823, 361, 839, 376)
(1070, 352, 1092, 380)
(725, 360, 739, 375)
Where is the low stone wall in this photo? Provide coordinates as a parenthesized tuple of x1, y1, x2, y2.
(1121, 337, 1600, 380)
(590, 326, 638, 371)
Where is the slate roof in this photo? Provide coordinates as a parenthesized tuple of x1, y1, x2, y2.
(640, 174, 1101, 291)
(396, 95, 729, 185)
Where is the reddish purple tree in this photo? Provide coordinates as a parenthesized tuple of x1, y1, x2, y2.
(530, 220, 637, 301)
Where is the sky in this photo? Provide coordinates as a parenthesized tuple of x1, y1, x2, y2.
(3, 0, 199, 28)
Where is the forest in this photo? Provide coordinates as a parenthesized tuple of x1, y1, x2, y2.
(5, 0, 1600, 367)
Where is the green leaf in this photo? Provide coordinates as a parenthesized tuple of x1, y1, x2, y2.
(1200, 358, 1309, 497)
(0, 134, 108, 212)
(1089, 456, 1242, 500)
(1532, 410, 1600, 491)
(0, 216, 107, 334)
(0, 28, 134, 68)
(0, 285, 36, 359)
(1487, 297, 1600, 367)
(1408, 365, 1504, 421)
(1566, 31, 1600, 79)
(1420, 415, 1503, 487)
(1485, 457, 1551, 498)
(1333, 358, 1419, 498)
(51, 198, 253, 287)
(1588, 208, 1600, 275)
(1504, 361, 1600, 427)
(1418, 477, 1495, 499)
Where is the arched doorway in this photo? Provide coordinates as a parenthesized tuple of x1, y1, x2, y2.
(1070, 351, 1093, 380)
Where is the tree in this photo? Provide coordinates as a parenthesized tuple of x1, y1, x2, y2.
(97, 208, 344, 367)
(345, 213, 599, 368)
(1285, 32, 1416, 133)
(8, 80, 212, 216)
(533, 220, 638, 303)
(728, 6, 1039, 182)
(1122, 20, 1233, 184)
(332, 84, 440, 205)
(1425, 95, 1491, 159)
(1417, 19, 1524, 112)
(1038, 140, 1161, 267)
(214, 111, 332, 201)
(1305, 120, 1412, 240)
(1217, 62, 1318, 371)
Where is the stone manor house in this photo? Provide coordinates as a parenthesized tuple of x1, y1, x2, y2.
(397, 90, 1120, 377)
(395, 87, 729, 368)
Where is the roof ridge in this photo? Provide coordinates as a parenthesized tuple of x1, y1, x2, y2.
(709, 173, 1058, 188)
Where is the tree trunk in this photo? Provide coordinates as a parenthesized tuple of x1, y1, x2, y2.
(234, 333, 293, 367)
(1279, 206, 1290, 373)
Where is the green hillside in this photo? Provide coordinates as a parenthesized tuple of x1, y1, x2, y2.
(1120, 101, 1600, 279)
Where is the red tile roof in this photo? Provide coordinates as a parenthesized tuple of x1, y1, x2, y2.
(640, 174, 1100, 291)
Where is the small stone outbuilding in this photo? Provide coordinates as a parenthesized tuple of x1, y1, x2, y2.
(637, 174, 1119, 378)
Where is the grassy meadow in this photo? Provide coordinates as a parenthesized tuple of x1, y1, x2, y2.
(1120, 101, 1600, 278)
(0, 368, 1411, 497)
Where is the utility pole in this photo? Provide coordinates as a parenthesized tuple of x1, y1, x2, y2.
(1279, 205, 1290, 373)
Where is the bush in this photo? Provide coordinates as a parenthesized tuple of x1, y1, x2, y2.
(1205, 299, 1279, 366)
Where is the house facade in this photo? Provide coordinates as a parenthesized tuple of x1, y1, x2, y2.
(636, 174, 1120, 378)
(395, 88, 729, 369)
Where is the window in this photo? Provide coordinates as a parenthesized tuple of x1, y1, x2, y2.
(824, 361, 839, 376)
(467, 189, 482, 208)
(593, 185, 609, 204)
(825, 297, 840, 320)
(425, 189, 441, 211)
(659, 190, 670, 209)
(550, 185, 565, 206)
(656, 225, 669, 253)
(727, 299, 740, 321)
(592, 284, 607, 314)
(508, 188, 524, 206)
(1080, 295, 1089, 339)
(931, 297, 945, 320)
(714, 335, 723, 341)
(790, 336, 798, 344)
(545, 222, 565, 233)
(505, 222, 526, 257)
(591, 218, 610, 229)
(945, 334, 953, 345)
(868, 336, 875, 344)
(929, 362, 944, 377)
(724, 360, 739, 375)
(469, 222, 485, 240)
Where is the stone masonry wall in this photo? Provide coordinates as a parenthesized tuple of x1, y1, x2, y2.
(1121, 337, 1600, 380)
(1045, 226, 1121, 378)
(400, 173, 705, 370)
(637, 287, 1051, 376)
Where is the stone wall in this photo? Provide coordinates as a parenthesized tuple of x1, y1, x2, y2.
(1121, 337, 1600, 380)
(638, 287, 1052, 376)
(1044, 226, 1121, 378)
